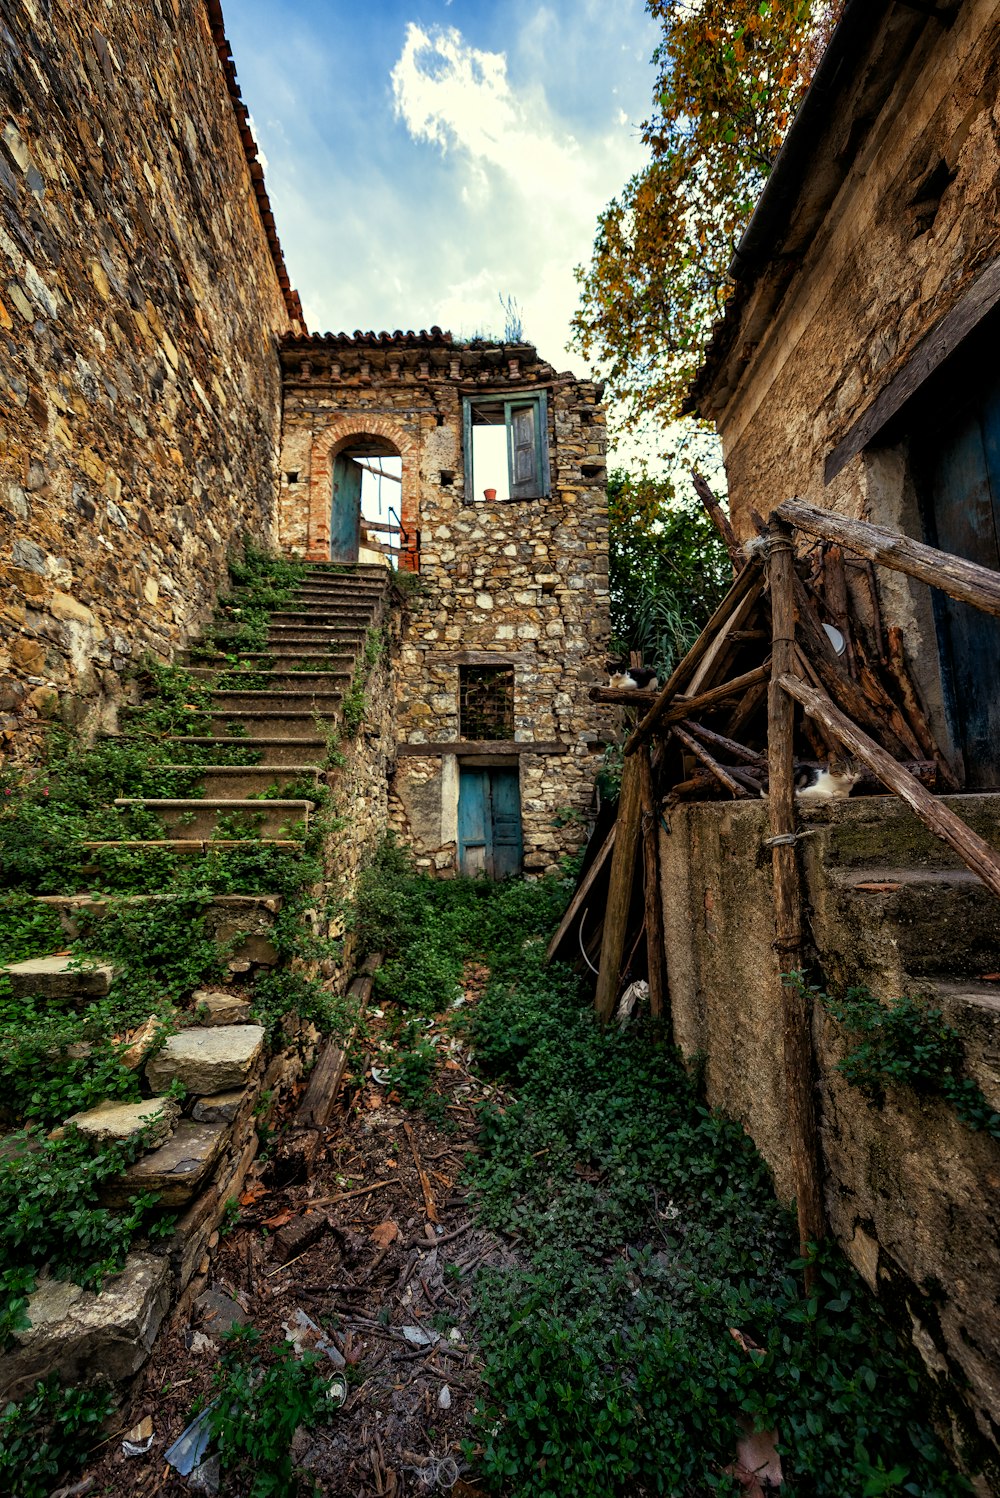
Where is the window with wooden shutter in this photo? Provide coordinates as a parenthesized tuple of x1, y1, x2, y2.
(463, 391, 549, 502)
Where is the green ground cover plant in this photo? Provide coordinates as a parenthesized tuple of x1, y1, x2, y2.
(356, 851, 967, 1497)
(0, 1375, 115, 1498)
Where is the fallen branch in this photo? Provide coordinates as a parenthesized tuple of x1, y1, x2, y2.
(403, 1121, 440, 1224)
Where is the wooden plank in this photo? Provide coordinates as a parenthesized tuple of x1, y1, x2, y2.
(590, 686, 658, 707)
(594, 753, 644, 1023)
(779, 670, 1000, 901)
(396, 739, 567, 757)
(638, 749, 667, 1020)
(767, 524, 825, 1273)
(671, 724, 750, 798)
(625, 560, 763, 755)
(825, 253, 1000, 483)
(684, 577, 763, 697)
(663, 664, 771, 725)
(777, 497, 1000, 618)
(545, 824, 617, 963)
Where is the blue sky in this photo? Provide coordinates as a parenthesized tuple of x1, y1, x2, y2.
(225, 1, 659, 372)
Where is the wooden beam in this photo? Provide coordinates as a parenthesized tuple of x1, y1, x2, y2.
(779, 671, 1000, 901)
(545, 823, 617, 964)
(590, 686, 658, 707)
(396, 739, 567, 757)
(685, 575, 763, 698)
(825, 253, 1000, 482)
(778, 498, 1000, 618)
(767, 523, 825, 1273)
(638, 750, 667, 1020)
(625, 560, 763, 755)
(594, 753, 644, 1023)
(679, 719, 766, 766)
(663, 664, 771, 725)
(671, 724, 750, 798)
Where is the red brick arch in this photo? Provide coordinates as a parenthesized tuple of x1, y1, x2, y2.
(307, 416, 419, 569)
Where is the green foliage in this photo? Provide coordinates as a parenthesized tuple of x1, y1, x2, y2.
(0, 1130, 161, 1337)
(74, 896, 227, 1005)
(208, 1326, 337, 1498)
(573, 0, 842, 427)
(790, 973, 1000, 1139)
(0, 1376, 114, 1498)
(461, 940, 965, 1496)
(0, 996, 141, 1128)
(607, 469, 730, 679)
(341, 626, 387, 738)
(251, 969, 356, 1047)
(0, 893, 65, 962)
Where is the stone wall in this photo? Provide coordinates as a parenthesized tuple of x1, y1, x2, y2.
(660, 795, 1000, 1487)
(279, 335, 611, 875)
(0, 0, 299, 762)
(693, 0, 1000, 760)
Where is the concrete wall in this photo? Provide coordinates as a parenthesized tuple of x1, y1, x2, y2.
(661, 795, 1000, 1485)
(279, 336, 611, 875)
(0, 0, 296, 762)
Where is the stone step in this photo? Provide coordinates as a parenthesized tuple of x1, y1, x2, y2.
(207, 710, 335, 739)
(149, 764, 322, 798)
(191, 668, 351, 691)
(146, 1023, 265, 1095)
(35, 895, 282, 968)
(802, 792, 1000, 872)
(303, 561, 388, 576)
(166, 735, 325, 765)
(290, 589, 384, 604)
(927, 979, 1000, 1110)
(1, 1252, 171, 1403)
(191, 651, 356, 670)
(2, 953, 114, 1001)
(822, 866, 1000, 982)
(208, 689, 343, 714)
(100, 1118, 231, 1208)
(267, 609, 376, 625)
(112, 798, 312, 839)
(264, 629, 365, 645)
(61, 1097, 182, 1149)
(83, 837, 304, 854)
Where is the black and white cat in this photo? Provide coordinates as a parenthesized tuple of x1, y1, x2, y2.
(793, 757, 863, 802)
(608, 666, 660, 691)
(759, 757, 863, 802)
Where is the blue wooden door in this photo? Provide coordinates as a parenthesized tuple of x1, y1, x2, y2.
(331, 455, 362, 562)
(458, 768, 522, 878)
(922, 373, 1000, 787)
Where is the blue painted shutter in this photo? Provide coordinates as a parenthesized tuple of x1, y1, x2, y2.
(508, 404, 538, 498)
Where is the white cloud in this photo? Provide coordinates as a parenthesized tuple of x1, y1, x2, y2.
(390, 22, 646, 365)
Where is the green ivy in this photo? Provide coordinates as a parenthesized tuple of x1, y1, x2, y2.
(789, 973, 1000, 1140)
(0, 1376, 115, 1498)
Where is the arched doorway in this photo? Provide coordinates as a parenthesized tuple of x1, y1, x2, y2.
(330, 435, 402, 565)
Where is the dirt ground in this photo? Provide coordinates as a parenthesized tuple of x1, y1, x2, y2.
(80, 962, 508, 1498)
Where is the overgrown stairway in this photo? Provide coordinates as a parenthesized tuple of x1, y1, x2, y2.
(0, 558, 389, 1400)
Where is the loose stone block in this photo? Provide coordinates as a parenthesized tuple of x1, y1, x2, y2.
(192, 990, 252, 1026)
(0, 1252, 171, 1404)
(100, 1119, 230, 1207)
(146, 1024, 265, 1095)
(62, 1097, 181, 1149)
(3, 954, 114, 1001)
(192, 1089, 245, 1123)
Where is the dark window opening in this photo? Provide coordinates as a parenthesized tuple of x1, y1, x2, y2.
(463, 391, 549, 502)
(459, 665, 515, 740)
(286, 470, 299, 484)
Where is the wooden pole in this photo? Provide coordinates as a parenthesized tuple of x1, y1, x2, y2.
(766, 521, 825, 1274)
(777, 498, 1000, 618)
(679, 719, 766, 766)
(545, 824, 617, 963)
(638, 749, 667, 1020)
(594, 752, 644, 1023)
(692, 470, 742, 574)
(625, 561, 763, 755)
(778, 671, 1000, 901)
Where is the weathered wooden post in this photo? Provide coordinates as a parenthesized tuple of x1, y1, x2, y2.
(766, 517, 825, 1276)
(594, 749, 644, 1024)
(638, 747, 667, 1021)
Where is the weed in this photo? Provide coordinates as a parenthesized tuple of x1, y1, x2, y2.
(0, 1376, 114, 1498)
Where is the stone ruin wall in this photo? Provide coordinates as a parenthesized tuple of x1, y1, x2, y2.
(0, 0, 298, 764)
(278, 337, 611, 875)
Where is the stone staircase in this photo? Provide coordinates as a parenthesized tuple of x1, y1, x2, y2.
(802, 793, 1000, 1098)
(0, 561, 390, 1400)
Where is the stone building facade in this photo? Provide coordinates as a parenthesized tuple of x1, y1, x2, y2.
(0, 0, 301, 761)
(690, 0, 1000, 786)
(278, 332, 611, 876)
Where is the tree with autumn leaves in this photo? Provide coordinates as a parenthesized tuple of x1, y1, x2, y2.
(573, 0, 842, 431)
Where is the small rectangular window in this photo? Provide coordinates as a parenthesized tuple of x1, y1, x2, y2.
(463, 391, 549, 502)
(459, 665, 515, 740)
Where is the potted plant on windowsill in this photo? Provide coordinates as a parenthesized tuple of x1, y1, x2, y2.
(483, 487, 497, 501)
